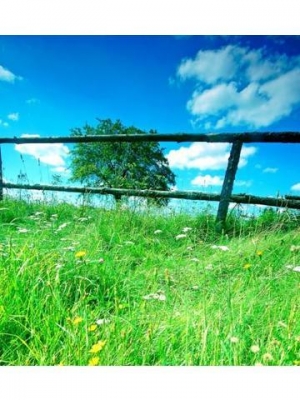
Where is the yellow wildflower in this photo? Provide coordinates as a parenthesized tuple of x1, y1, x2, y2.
(88, 324, 98, 332)
(293, 360, 300, 366)
(75, 250, 86, 258)
(243, 263, 251, 269)
(72, 316, 83, 325)
(88, 357, 100, 366)
(89, 340, 107, 354)
(257, 250, 263, 257)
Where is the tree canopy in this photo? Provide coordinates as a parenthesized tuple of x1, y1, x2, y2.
(69, 119, 176, 205)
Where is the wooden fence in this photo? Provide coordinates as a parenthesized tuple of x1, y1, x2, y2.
(1, 131, 300, 231)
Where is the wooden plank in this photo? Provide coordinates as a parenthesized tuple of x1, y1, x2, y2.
(0, 146, 2, 201)
(1, 132, 300, 144)
(3, 182, 300, 209)
(216, 141, 243, 232)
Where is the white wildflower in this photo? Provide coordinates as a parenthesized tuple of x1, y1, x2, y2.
(143, 293, 166, 301)
(154, 230, 163, 235)
(230, 337, 239, 343)
(250, 345, 260, 353)
(191, 285, 199, 291)
(182, 227, 192, 233)
(57, 222, 68, 231)
(285, 265, 300, 272)
(191, 257, 200, 262)
(211, 245, 229, 251)
(124, 241, 134, 245)
(290, 245, 300, 252)
(187, 246, 194, 251)
(96, 318, 111, 326)
(17, 228, 29, 233)
(176, 234, 187, 240)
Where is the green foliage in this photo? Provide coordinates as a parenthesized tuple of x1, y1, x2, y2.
(0, 197, 300, 366)
(69, 119, 176, 205)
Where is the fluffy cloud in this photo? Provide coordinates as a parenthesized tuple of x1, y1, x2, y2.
(291, 183, 300, 191)
(263, 167, 278, 173)
(15, 134, 69, 168)
(191, 174, 252, 188)
(166, 142, 256, 171)
(176, 45, 300, 129)
(0, 65, 22, 83)
(0, 119, 9, 127)
(8, 112, 19, 121)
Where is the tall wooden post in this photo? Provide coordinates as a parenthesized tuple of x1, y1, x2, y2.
(216, 141, 243, 232)
(0, 145, 3, 201)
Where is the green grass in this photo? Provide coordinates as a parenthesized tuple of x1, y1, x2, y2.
(0, 197, 299, 366)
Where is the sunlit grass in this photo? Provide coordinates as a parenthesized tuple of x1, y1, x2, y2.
(0, 197, 299, 366)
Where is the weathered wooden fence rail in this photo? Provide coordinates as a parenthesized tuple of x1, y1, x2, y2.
(0, 131, 300, 231)
(3, 182, 300, 210)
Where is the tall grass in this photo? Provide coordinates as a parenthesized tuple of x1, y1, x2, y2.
(0, 196, 299, 366)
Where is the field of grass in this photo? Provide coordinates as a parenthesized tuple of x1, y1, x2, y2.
(0, 196, 299, 366)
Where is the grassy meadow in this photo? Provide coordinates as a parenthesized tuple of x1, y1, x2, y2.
(0, 196, 299, 366)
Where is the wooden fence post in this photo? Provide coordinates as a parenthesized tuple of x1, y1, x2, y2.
(0, 145, 3, 201)
(216, 141, 243, 232)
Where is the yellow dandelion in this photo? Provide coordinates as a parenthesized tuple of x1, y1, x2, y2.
(293, 360, 300, 366)
(75, 250, 86, 258)
(89, 340, 107, 354)
(243, 263, 251, 269)
(72, 316, 83, 325)
(88, 357, 100, 366)
(257, 250, 263, 257)
(88, 324, 98, 332)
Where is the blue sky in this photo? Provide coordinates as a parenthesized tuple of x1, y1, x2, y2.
(0, 35, 300, 204)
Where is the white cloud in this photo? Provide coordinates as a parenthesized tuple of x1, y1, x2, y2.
(0, 65, 22, 83)
(191, 174, 252, 188)
(8, 112, 19, 121)
(15, 134, 69, 168)
(291, 183, 300, 191)
(26, 98, 40, 105)
(191, 174, 224, 187)
(177, 45, 246, 84)
(263, 167, 278, 173)
(0, 119, 9, 128)
(166, 143, 256, 171)
(176, 45, 300, 129)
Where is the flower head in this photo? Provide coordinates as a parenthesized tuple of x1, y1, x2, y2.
(250, 345, 260, 353)
(72, 316, 83, 325)
(257, 250, 263, 257)
(243, 263, 251, 269)
(176, 234, 187, 240)
(88, 324, 98, 332)
(89, 340, 107, 354)
(88, 356, 100, 366)
(75, 250, 86, 258)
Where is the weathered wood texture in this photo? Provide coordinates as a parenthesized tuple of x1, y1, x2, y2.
(0, 146, 3, 201)
(216, 141, 243, 231)
(1, 132, 300, 144)
(3, 183, 300, 210)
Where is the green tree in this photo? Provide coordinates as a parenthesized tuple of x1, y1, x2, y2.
(69, 119, 176, 205)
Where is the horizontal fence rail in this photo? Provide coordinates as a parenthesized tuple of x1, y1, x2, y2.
(3, 183, 300, 210)
(1, 131, 300, 144)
